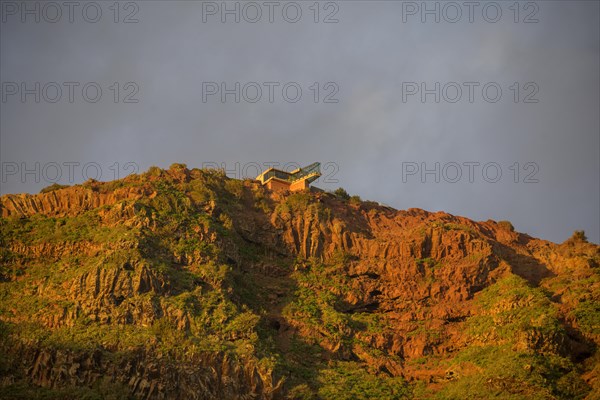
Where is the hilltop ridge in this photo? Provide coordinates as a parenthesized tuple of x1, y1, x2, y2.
(0, 164, 599, 399)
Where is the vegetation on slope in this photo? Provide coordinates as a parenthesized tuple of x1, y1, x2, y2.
(0, 164, 598, 399)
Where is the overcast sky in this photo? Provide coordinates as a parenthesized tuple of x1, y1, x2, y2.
(1, 1, 599, 244)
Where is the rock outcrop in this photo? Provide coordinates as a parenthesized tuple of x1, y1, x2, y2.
(0, 165, 598, 399)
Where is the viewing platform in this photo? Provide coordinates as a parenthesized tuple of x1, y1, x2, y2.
(256, 162, 321, 192)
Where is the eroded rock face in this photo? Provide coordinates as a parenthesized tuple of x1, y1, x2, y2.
(1, 169, 598, 398)
(4, 344, 280, 400)
(0, 186, 154, 218)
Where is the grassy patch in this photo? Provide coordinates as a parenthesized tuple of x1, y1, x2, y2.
(317, 361, 410, 400)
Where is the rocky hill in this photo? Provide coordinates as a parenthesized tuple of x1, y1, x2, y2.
(0, 164, 598, 399)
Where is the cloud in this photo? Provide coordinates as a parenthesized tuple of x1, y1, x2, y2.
(1, 1, 598, 243)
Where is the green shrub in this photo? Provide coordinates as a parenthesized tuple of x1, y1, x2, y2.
(570, 230, 588, 243)
(317, 361, 410, 400)
(169, 163, 188, 170)
(436, 345, 589, 400)
(39, 183, 70, 193)
(441, 223, 476, 235)
(349, 195, 362, 205)
(573, 300, 600, 335)
(498, 220, 515, 232)
(467, 275, 563, 341)
(334, 188, 350, 201)
(415, 258, 440, 269)
(275, 192, 312, 215)
(224, 179, 245, 199)
(224, 311, 260, 338)
(146, 165, 162, 177)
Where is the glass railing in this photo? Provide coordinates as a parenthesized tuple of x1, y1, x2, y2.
(290, 162, 321, 182)
(261, 163, 321, 183)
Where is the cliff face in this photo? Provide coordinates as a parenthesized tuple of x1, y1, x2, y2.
(0, 165, 598, 399)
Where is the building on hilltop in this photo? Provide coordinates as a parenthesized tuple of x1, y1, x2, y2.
(256, 162, 321, 192)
